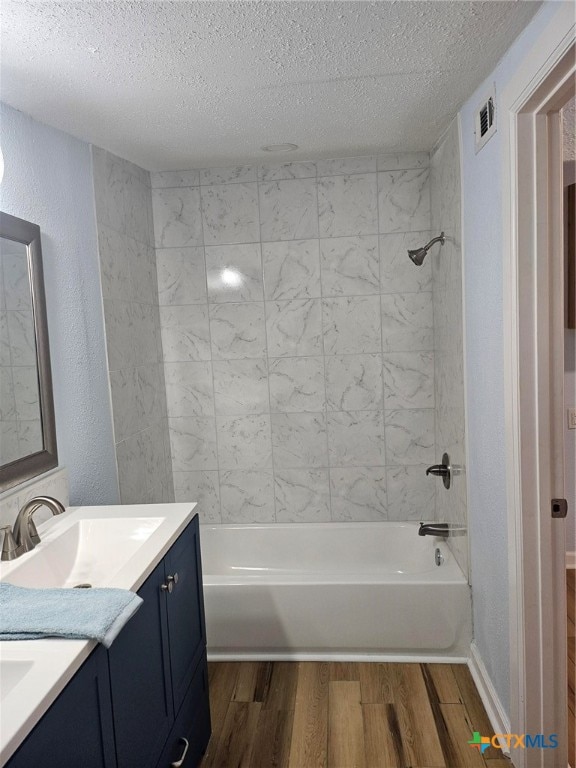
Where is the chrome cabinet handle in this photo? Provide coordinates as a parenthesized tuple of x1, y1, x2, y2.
(160, 581, 174, 593)
(171, 737, 189, 767)
(167, 573, 179, 585)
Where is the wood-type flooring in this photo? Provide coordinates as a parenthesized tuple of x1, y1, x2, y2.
(199, 661, 513, 768)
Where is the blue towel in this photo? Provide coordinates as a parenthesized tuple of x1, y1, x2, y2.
(0, 582, 143, 648)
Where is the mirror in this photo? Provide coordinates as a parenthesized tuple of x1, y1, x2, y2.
(0, 212, 57, 492)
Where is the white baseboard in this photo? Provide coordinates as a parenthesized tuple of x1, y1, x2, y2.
(207, 650, 469, 664)
(566, 551, 576, 569)
(468, 642, 511, 755)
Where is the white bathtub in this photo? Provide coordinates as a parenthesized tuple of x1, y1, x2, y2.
(200, 522, 471, 662)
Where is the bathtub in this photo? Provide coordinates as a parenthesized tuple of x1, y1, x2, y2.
(200, 522, 471, 662)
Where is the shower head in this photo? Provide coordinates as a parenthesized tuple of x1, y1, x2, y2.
(408, 232, 445, 266)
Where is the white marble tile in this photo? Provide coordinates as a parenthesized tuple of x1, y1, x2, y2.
(205, 243, 264, 302)
(318, 174, 377, 237)
(168, 416, 218, 471)
(217, 414, 272, 469)
(152, 187, 203, 248)
(156, 247, 207, 306)
(327, 411, 385, 467)
(275, 468, 331, 522)
(263, 240, 321, 300)
(12, 366, 41, 421)
(219, 469, 275, 523)
(160, 304, 211, 362)
(329, 467, 387, 521)
(378, 169, 430, 233)
(151, 170, 200, 188)
(0, 366, 16, 420)
(271, 412, 328, 468)
(322, 296, 381, 355)
(213, 358, 269, 416)
(377, 153, 429, 171)
(0, 312, 10, 366)
(268, 356, 326, 413)
(6, 310, 36, 366)
(98, 225, 130, 302)
(164, 361, 214, 417)
(103, 300, 133, 371)
(0, 421, 20, 465)
(317, 156, 376, 177)
(109, 368, 139, 442)
(379, 232, 433, 294)
(386, 465, 435, 521)
(201, 182, 259, 245)
(136, 365, 166, 425)
(92, 146, 127, 233)
(200, 166, 256, 186)
(382, 352, 434, 410)
(258, 162, 316, 182)
(3, 253, 31, 310)
(17, 420, 43, 457)
(129, 303, 161, 366)
(116, 433, 147, 504)
(209, 302, 267, 359)
(320, 235, 379, 296)
(125, 174, 151, 244)
(381, 292, 434, 352)
(173, 470, 221, 523)
(325, 354, 383, 411)
(266, 299, 322, 358)
(259, 178, 319, 241)
(384, 409, 435, 465)
(127, 239, 157, 304)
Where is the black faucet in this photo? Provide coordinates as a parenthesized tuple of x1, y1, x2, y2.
(418, 522, 451, 537)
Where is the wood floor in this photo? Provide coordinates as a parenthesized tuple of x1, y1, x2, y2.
(199, 661, 512, 768)
(568, 568, 575, 768)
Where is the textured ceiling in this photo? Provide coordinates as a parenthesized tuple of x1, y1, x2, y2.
(0, 1, 542, 170)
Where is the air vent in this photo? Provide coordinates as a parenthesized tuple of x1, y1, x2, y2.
(475, 85, 497, 153)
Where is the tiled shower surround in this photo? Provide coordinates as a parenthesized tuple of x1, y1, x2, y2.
(151, 154, 440, 524)
(92, 147, 174, 504)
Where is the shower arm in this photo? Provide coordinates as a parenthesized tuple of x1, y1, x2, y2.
(423, 233, 445, 251)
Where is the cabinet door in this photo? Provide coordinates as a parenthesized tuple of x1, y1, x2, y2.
(108, 559, 173, 768)
(164, 515, 206, 714)
(7, 647, 116, 768)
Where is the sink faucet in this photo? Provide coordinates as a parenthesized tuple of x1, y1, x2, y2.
(8, 496, 66, 558)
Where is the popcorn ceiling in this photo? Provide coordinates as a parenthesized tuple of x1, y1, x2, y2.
(1, 1, 541, 169)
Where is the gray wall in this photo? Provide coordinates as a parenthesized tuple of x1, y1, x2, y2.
(92, 147, 174, 504)
(430, 118, 468, 575)
(151, 155, 439, 524)
(0, 102, 119, 507)
(459, 0, 562, 719)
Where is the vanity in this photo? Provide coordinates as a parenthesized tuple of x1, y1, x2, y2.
(0, 503, 211, 768)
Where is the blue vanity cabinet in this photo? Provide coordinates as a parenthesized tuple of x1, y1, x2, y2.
(108, 513, 211, 768)
(6, 646, 117, 768)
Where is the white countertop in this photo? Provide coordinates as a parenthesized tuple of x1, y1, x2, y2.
(0, 502, 197, 766)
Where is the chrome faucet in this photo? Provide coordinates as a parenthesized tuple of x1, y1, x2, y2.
(5, 495, 66, 559)
(418, 522, 467, 537)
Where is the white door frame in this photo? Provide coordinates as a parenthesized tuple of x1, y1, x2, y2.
(502, 6, 575, 767)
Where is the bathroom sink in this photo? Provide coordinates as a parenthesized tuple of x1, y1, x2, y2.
(0, 660, 35, 700)
(3, 517, 164, 589)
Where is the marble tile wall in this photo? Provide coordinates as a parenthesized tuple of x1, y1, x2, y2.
(0, 467, 69, 528)
(430, 119, 469, 575)
(0, 243, 42, 465)
(152, 152, 437, 524)
(92, 147, 174, 504)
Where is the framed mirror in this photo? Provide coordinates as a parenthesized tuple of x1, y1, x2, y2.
(0, 211, 57, 492)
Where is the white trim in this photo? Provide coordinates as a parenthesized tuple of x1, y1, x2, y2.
(501, 5, 575, 766)
(207, 651, 469, 664)
(468, 642, 511, 755)
(566, 551, 576, 569)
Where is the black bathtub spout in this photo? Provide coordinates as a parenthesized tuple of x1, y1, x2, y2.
(418, 522, 451, 537)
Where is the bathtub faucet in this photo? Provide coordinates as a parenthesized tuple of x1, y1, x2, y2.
(418, 522, 451, 537)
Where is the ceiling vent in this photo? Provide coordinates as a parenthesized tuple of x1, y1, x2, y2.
(474, 85, 496, 153)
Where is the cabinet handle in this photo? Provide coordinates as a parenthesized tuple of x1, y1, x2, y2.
(167, 573, 179, 585)
(171, 737, 189, 767)
(160, 581, 174, 593)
